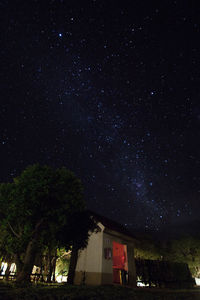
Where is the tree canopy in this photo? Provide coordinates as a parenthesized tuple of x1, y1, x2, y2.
(0, 164, 96, 283)
(162, 236, 200, 278)
(134, 233, 200, 279)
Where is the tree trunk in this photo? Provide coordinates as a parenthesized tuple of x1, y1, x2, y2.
(15, 254, 23, 275)
(16, 238, 38, 284)
(67, 247, 78, 285)
(51, 249, 57, 282)
(5, 262, 12, 281)
(16, 219, 43, 284)
(47, 247, 52, 283)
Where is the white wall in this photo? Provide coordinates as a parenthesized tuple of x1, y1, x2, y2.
(102, 232, 114, 274)
(75, 223, 136, 286)
(76, 226, 103, 273)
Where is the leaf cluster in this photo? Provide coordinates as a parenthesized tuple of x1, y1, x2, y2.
(0, 164, 94, 263)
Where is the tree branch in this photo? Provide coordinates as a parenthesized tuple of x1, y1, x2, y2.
(7, 221, 20, 238)
(32, 218, 44, 237)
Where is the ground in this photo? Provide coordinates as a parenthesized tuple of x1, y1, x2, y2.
(0, 282, 200, 300)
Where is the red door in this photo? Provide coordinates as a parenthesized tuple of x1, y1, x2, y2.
(112, 242, 127, 284)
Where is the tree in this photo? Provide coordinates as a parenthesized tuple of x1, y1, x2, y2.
(0, 164, 96, 284)
(55, 248, 71, 280)
(63, 211, 98, 284)
(134, 235, 162, 261)
(163, 236, 200, 278)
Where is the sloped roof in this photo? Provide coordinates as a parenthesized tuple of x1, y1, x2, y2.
(87, 210, 137, 240)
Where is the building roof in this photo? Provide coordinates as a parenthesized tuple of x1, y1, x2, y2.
(87, 210, 137, 240)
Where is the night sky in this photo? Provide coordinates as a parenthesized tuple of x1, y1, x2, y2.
(1, 0, 200, 233)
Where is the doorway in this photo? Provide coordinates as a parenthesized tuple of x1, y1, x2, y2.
(112, 241, 128, 284)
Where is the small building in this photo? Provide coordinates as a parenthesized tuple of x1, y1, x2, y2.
(74, 212, 137, 286)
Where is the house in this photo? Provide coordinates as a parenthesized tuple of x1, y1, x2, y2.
(74, 212, 137, 286)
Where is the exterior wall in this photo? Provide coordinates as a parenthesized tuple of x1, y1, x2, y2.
(127, 243, 137, 287)
(101, 232, 114, 284)
(74, 224, 104, 285)
(101, 232, 135, 285)
(74, 223, 137, 287)
(102, 230, 136, 286)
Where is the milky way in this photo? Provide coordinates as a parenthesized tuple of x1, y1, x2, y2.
(1, 0, 200, 233)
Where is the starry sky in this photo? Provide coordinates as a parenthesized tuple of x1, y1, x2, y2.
(1, 0, 200, 234)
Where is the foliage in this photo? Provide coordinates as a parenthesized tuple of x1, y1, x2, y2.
(55, 248, 71, 276)
(134, 236, 162, 261)
(0, 164, 96, 283)
(136, 259, 194, 288)
(134, 232, 200, 282)
(134, 233, 200, 279)
(163, 236, 200, 278)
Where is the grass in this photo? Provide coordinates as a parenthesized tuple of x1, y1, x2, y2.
(0, 281, 200, 300)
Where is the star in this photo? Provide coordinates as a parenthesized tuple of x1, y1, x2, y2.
(1, 0, 199, 235)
